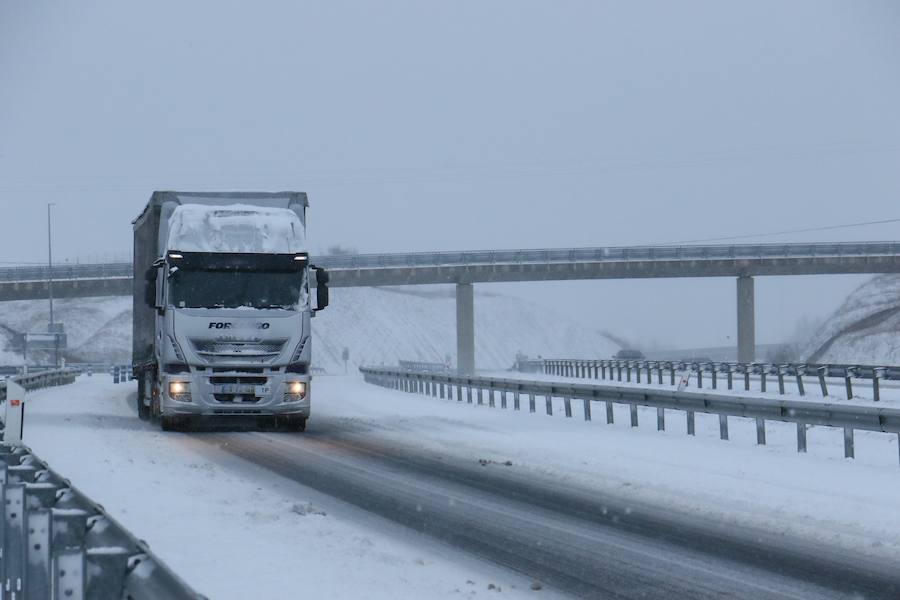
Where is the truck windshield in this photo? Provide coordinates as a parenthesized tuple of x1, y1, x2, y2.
(169, 269, 307, 310)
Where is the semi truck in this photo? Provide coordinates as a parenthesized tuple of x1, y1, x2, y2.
(132, 191, 329, 431)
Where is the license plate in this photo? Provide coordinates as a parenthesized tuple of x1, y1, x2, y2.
(254, 386, 271, 396)
(216, 384, 256, 395)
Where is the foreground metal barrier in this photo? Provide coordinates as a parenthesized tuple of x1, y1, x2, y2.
(526, 359, 900, 401)
(0, 368, 81, 403)
(361, 366, 900, 465)
(0, 443, 204, 599)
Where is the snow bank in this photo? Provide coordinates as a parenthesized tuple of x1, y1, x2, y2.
(802, 274, 900, 364)
(167, 204, 307, 254)
(0, 288, 619, 370)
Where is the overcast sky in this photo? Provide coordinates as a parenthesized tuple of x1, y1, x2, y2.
(1, 1, 899, 349)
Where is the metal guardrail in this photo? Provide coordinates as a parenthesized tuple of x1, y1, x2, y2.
(360, 366, 900, 465)
(2, 241, 900, 282)
(397, 360, 452, 373)
(524, 359, 900, 401)
(0, 368, 80, 403)
(0, 443, 205, 599)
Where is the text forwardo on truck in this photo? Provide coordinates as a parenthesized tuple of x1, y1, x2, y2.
(132, 191, 329, 431)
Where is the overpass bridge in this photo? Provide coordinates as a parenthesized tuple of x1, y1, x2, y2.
(2, 241, 899, 369)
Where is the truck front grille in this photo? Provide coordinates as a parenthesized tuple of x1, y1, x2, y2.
(191, 339, 287, 364)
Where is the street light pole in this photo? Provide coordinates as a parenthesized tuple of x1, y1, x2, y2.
(48, 203, 55, 327)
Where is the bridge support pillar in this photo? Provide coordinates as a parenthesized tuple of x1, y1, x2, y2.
(456, 283, 475, 375)
(737, 275, 755, 363)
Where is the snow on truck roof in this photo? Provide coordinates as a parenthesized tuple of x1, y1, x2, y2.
(166, 203, 307, 254)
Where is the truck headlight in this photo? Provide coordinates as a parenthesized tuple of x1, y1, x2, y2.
(168, 381, 192, 402)
(285, 381, 307, 401)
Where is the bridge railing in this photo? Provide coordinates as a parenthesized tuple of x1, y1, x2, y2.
(2, 241, 899, 283)
(530, 359, 900, 402)
(360, 366, 900, 465)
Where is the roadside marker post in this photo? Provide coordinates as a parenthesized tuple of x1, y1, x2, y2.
(4, 380, 26, 444)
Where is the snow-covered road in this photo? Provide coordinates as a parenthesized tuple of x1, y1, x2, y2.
(21, 375, 900, 599)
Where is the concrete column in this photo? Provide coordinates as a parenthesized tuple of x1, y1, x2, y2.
(456, 282, 475, 374)
(737, 275, 755, 363)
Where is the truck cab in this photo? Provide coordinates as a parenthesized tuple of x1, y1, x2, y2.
(132, 192, 328, 431)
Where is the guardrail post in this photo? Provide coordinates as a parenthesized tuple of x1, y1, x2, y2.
(545, 395, 553, 416)
(26, 509, 52, 598)
(605, 401, 614, 424)
(758, 365, 767, 393)
(439, 383, 445, 399)
(657, 407, 665, 431)
(617, 362, 623, 382)
(467, 386, 473, 404)
(724, 364, 733, 390)
(630, 404, 638, 427)
(514, 391, 521, 411)
(564, 397, 572, 418)
(796, 369, 805, 396)
(646, 363, 653, 385)
(710, 365, 717, 390)
(55, 549, 86, 600)
(844, 428, 855, 459)
(669, 364, 676, 386)
(845, 368, 855, 400)
(626, 363, 632, 383)
(635, 364, 641, 384)
(756, 418, 766, 445)
(476, 387, 483, 405)
(500, 390, 507, 409)
(696, 366, 702, 389)
(744, 368, 751, 391)
(797, 423, 807, 453)
(657, 363, 663, 385)
(873, 368, 884, 402)
(818, 367, 829, 396)
(719, 415, 729, 440)
(457, 384, 463, 402)
(528, 393, 536, 413)
(583, 398, 592, 421)
(686, 411, 695, 435)
(5, 483, 26, 596)
(777, 366, 786, 395)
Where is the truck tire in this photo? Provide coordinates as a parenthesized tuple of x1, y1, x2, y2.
(285, 416, 307, 432)
(160, 415, 182, 432)
(137, 374, 151, 421)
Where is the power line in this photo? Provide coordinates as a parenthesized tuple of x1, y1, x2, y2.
(657, 218, 900, 246)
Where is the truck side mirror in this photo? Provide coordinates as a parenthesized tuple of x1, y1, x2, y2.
(312, 266, 330, 312)
(154, 268, 165, 314)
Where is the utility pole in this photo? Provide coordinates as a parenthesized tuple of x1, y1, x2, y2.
(48, 203, 55, 327)
(48, 203, 58, 367)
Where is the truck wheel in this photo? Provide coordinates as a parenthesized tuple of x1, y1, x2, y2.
(137, 374, 151, 421)
(285, 416, 307, 432)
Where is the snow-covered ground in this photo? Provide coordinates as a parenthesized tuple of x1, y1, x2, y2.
(21, 373, 900, 600)
(23, 376, 564, 600)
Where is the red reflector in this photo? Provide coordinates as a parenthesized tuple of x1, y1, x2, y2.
(10, 399, 21, 406)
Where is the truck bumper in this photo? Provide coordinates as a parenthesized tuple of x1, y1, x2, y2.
(159, 371, 311, 418)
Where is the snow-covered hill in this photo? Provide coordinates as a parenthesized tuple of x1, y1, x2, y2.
(0, 287, 618, 372)
(801, 274, 900, 364)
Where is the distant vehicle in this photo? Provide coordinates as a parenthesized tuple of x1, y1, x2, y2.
(614, 349, 645, 360)
(132, 191, 330, 431)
